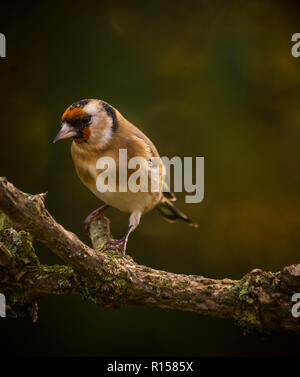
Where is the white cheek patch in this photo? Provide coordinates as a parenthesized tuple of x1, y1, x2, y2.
(84, 102, 99, 115)
(101, 126, 113, 146)
(84, 100, 114, 148)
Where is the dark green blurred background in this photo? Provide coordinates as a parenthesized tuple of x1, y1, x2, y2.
(1, 0, 300, 356)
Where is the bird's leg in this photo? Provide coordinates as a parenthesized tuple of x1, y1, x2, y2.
(102, 210, 142, 255)
(84, 204, 110, 233)
(101, 225, 133, 255)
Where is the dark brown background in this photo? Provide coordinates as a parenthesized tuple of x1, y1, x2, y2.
(1, 0, 300, 355)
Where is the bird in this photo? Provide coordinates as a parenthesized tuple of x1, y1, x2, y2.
(53, 99, 198, 254)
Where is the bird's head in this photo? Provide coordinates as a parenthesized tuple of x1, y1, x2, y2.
(53, 99, 118, 147)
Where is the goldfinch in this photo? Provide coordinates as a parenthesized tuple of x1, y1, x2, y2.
(53, 99, 197, 254)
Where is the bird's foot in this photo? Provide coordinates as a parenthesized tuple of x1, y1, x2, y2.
(84, 205, 110, 233)
(101, 236, 128, 255)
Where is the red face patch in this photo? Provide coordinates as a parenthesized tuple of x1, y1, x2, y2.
(82, 127, 91, 140)
(62, 107, 86, 123)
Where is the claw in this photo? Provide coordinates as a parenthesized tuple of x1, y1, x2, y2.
(84, 205, 109, 233)
(101, 237, 128, 255)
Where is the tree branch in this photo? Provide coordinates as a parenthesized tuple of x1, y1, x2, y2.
(0, 177, 299, 335)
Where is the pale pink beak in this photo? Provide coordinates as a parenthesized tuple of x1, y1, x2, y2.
(53, 122, 77, 143)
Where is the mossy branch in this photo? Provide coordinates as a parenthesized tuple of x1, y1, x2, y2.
(0, 177, 299, 334)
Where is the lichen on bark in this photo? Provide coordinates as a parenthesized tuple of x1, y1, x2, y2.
(0, 177, 300, 336)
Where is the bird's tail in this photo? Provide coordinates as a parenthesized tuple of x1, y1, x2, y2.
(156, 200, 198, 228)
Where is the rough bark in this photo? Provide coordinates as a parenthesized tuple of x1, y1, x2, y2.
(0, 176, 299, 335)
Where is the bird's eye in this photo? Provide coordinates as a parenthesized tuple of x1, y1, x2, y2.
(82, 116, 91, 124)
